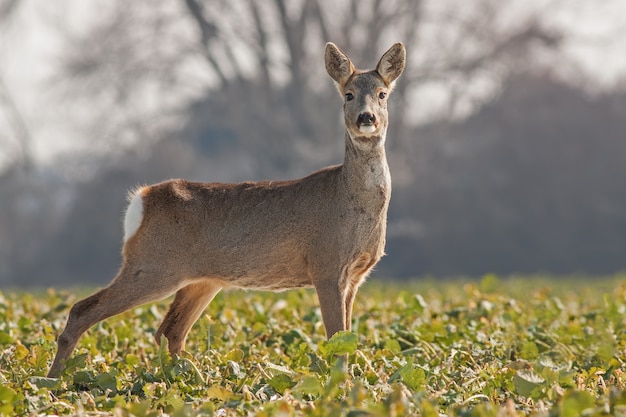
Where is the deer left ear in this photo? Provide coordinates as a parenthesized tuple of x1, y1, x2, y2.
(376, 43, 406, 87)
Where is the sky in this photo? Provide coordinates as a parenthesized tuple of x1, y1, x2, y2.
(1, 0, 625, 171)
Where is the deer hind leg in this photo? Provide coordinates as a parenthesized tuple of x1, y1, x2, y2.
(48, 267, 184, 378)
(343, 255, 374, 331)
(155, 280, 222, 355)
(343, 273, 370, 331)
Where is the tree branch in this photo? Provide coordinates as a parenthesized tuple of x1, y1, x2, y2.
(182, 0, 229, 85)
(0, 76, 33, 172)
(249, 0, 272, 87)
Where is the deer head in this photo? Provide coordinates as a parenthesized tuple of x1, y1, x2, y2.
(325, 42, 406, 144)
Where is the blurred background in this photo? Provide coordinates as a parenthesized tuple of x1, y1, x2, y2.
(1, 0, 625, 287)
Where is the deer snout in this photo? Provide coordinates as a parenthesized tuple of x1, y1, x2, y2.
(356, 112, 377, 134)
(357, 112, 376, 126)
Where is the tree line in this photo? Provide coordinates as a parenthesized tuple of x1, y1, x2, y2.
(1, 0, 624, 286)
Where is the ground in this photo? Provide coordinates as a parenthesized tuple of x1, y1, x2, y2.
(0, 275, 625, 416)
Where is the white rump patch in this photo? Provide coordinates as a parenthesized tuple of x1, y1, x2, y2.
(123, 189, 144, 242)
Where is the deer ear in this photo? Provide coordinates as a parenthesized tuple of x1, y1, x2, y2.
(325, 42, 355, 88)
(376, 43, 406, 87)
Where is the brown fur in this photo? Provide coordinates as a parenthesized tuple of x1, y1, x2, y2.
(47, 42, 406, 378)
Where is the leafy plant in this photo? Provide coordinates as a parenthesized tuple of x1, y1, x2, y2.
(0, 276, 625, 415)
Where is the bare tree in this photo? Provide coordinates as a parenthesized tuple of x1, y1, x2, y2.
(2, 0, 587, 286)
(0, 77, 34, 172)
(52, 0, 561, 176)
(0, 0, 34, 173)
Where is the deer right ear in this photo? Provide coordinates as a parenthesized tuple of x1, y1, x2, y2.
(325, 42, 355, 89)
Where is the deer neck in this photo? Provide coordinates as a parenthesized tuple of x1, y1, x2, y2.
(341, 131, 391, 197)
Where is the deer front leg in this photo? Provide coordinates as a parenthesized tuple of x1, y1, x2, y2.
(155, 280, 222, 355)
(315, 279, 347, 338)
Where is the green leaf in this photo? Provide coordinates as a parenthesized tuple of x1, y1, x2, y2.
(226, 348, 244, 362)
(14, 342, 28, 360)
(318, 331, 358, 359)
(95, 371, 118, 392)
(295, 376, 324, 397)
(29, 344, 50, 371)
(321, 358, 350, 398)
(172, 357, 204, 384)
(206, 385, 233, 401)
(268, 374, 295, 394)
(308, 353, 329, 375)
(0, 384, 17, 414)
(384, 339, 402, 354)
(390, 360, 426, 390)
(419, 399, 440, 417)
(414, 294, 427, 311)
(283, 328, 311, 346)
(400, 366, 426, 391)
(63, 353, 88, 373)
(127, 400, 154, 416)
(17, 316, 32, 330)
(29, 376, 61, 390)
(596, 334, 616, 362)
(265, 361, 294, 376)
(519, 341, 539, 360)
(158, 334, 174, 378)
(0, 331, 13, 345)
(513, 370, 545, 399)
(73, 371, 94, 385)
(125, 353, 141, 366)
(558, 370, 577, 388)
(560, 390, 595, 417)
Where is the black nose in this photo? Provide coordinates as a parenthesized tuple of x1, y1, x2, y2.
(357, 112, 376, 125)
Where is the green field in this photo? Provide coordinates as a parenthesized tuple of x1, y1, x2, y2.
(1, 275, 625, 416)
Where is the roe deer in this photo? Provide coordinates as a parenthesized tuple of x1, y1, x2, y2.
(47, 42, 406, 378)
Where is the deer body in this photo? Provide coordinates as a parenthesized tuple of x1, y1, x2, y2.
(48, 42, 406, 378)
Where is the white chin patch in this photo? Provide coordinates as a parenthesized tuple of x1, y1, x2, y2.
(359, 125, 376, 134)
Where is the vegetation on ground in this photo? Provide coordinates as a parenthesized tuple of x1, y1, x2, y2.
(1, 275, 625, 416)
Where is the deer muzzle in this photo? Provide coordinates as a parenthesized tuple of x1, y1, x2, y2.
(356, 112, 377, 134)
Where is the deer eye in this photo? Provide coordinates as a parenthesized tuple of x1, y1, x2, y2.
(345, 92, 354, 101)
(378, 91, 387, 100)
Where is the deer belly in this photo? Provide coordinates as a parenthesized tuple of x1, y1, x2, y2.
(227, 270, 313, 291)
(197, 249, 312, 291)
